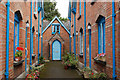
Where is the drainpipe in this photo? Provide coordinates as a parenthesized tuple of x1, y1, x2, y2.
(89, 29, 91, 68)
(30, 1, 32, 68)
(74, 13, 76, 59)
(41, 16, 43, 57)
(112, 0, 117, 79)
(41, 0, 44, 57)
(5, 0, 10, 79)
(38, 12, 40, 64)
(68, 18, 71, 54)
(25, 27, 28, 75)
(84, 0, 86, 67)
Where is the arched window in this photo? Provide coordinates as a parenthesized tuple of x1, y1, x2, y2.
(79, 28, 83, 54)
(98, 17, 105, 54)
(96, 15, 105, 54)
(13, 10, 22, 60)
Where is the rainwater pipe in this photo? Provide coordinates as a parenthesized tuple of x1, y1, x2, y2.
(112, 0, 117, 79)
(68, 18, 71, 54)
(41, 0, 44, 57)
(38, 12, 40, 64)
(30, 0, 32, 68)
(5, 0, 10, 79)
(84, 0, 86, 67)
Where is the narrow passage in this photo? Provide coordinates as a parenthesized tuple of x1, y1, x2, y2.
(39, 61, 82, 78)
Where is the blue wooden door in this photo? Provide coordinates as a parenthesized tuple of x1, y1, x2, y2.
(52, 40, 61, 60)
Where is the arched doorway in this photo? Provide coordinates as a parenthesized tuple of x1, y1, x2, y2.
(52, 40, 61, 60)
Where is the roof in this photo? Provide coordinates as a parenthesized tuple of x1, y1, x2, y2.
(43, 20, 50, 30)
(62, 20, 70, 31)
(42, 16, 70, 34)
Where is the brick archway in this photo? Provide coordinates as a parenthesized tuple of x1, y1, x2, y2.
(48, 33, 64, 60)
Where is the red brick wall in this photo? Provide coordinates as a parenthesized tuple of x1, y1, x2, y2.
(70, 1, 120, 79)
(0, 1, 40, 79)
(43, 19, 70, 59)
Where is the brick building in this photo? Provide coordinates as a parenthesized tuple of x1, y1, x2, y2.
(42, 16, 70, 60)
(68, 0, 120, 79)
(0, 0, 44, 79)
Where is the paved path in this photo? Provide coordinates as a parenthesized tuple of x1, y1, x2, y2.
(39, 61, 82, 78)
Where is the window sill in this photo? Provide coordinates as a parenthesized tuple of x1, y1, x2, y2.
(94, 58, 106, 66)
(13, 60, 24, 67)
(79, 53, 83, 57)
(77, 15, 81, 20)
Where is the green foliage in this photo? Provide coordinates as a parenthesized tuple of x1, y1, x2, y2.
(81, 67, 107, 79)
(39, 56, 45, 64)
(59, 17, 68, 22)
(82, 67, 92, 73)
(62, 53, 78, 66)
(15, 51, 22, 57)
(99, 72, 107, 79)
(44, 0, 60, 21)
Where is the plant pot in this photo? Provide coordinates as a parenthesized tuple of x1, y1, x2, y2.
(70, 65, 76, 69)
(15, 57, 20, 62)
(19, 56, 22, 61)
(64, 65, 68, 70)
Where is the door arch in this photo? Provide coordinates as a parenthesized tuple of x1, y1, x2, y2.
(52, 40, 61, 60)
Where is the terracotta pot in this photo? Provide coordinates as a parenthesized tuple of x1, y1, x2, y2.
(15, 57, 20, 62)
(19, 56, 22, 61)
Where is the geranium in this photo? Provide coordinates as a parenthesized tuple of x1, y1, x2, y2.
(16, 47, 24, 51)
(100, 53, 106, 57)
(92, 73, 94, 75)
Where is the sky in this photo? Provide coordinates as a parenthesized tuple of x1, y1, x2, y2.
(54, 0, 69, 18)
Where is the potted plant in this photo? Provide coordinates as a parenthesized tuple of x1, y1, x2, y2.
(70, 60, 78, 69)
(98, 72, 107, 79)
(82, 67, 92, 78)
(62, 53, 78, 69)
(15, 47, 24, 61)
(15, 53, 19, 62)
(94, 53, 106, 62)
(36, 56, 45, 66)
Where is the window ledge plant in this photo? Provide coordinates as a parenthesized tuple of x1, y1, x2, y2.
(81, 67, 108, 79)
(15, 47, 24, 62)
(62, 53, 78, 70)
(94, 53, 106, 62)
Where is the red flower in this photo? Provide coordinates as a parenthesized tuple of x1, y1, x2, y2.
(16, 47, 24, 51)
(92, 73, 94, 75)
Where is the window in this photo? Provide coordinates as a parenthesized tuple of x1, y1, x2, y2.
(34, 0, 37, 14)
(79, 0, 81, 15)
(98, 17, 105, 54)
(52, 26, 55, 34)
(80, 28, 83, 54)
(14, 14, 20, 60)
(57, 26, 59, 32)
(77, 0, 81, 20)
(52, 24, 60, 34)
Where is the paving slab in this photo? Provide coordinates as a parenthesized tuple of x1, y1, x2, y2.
(39, 61, 82, 79)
